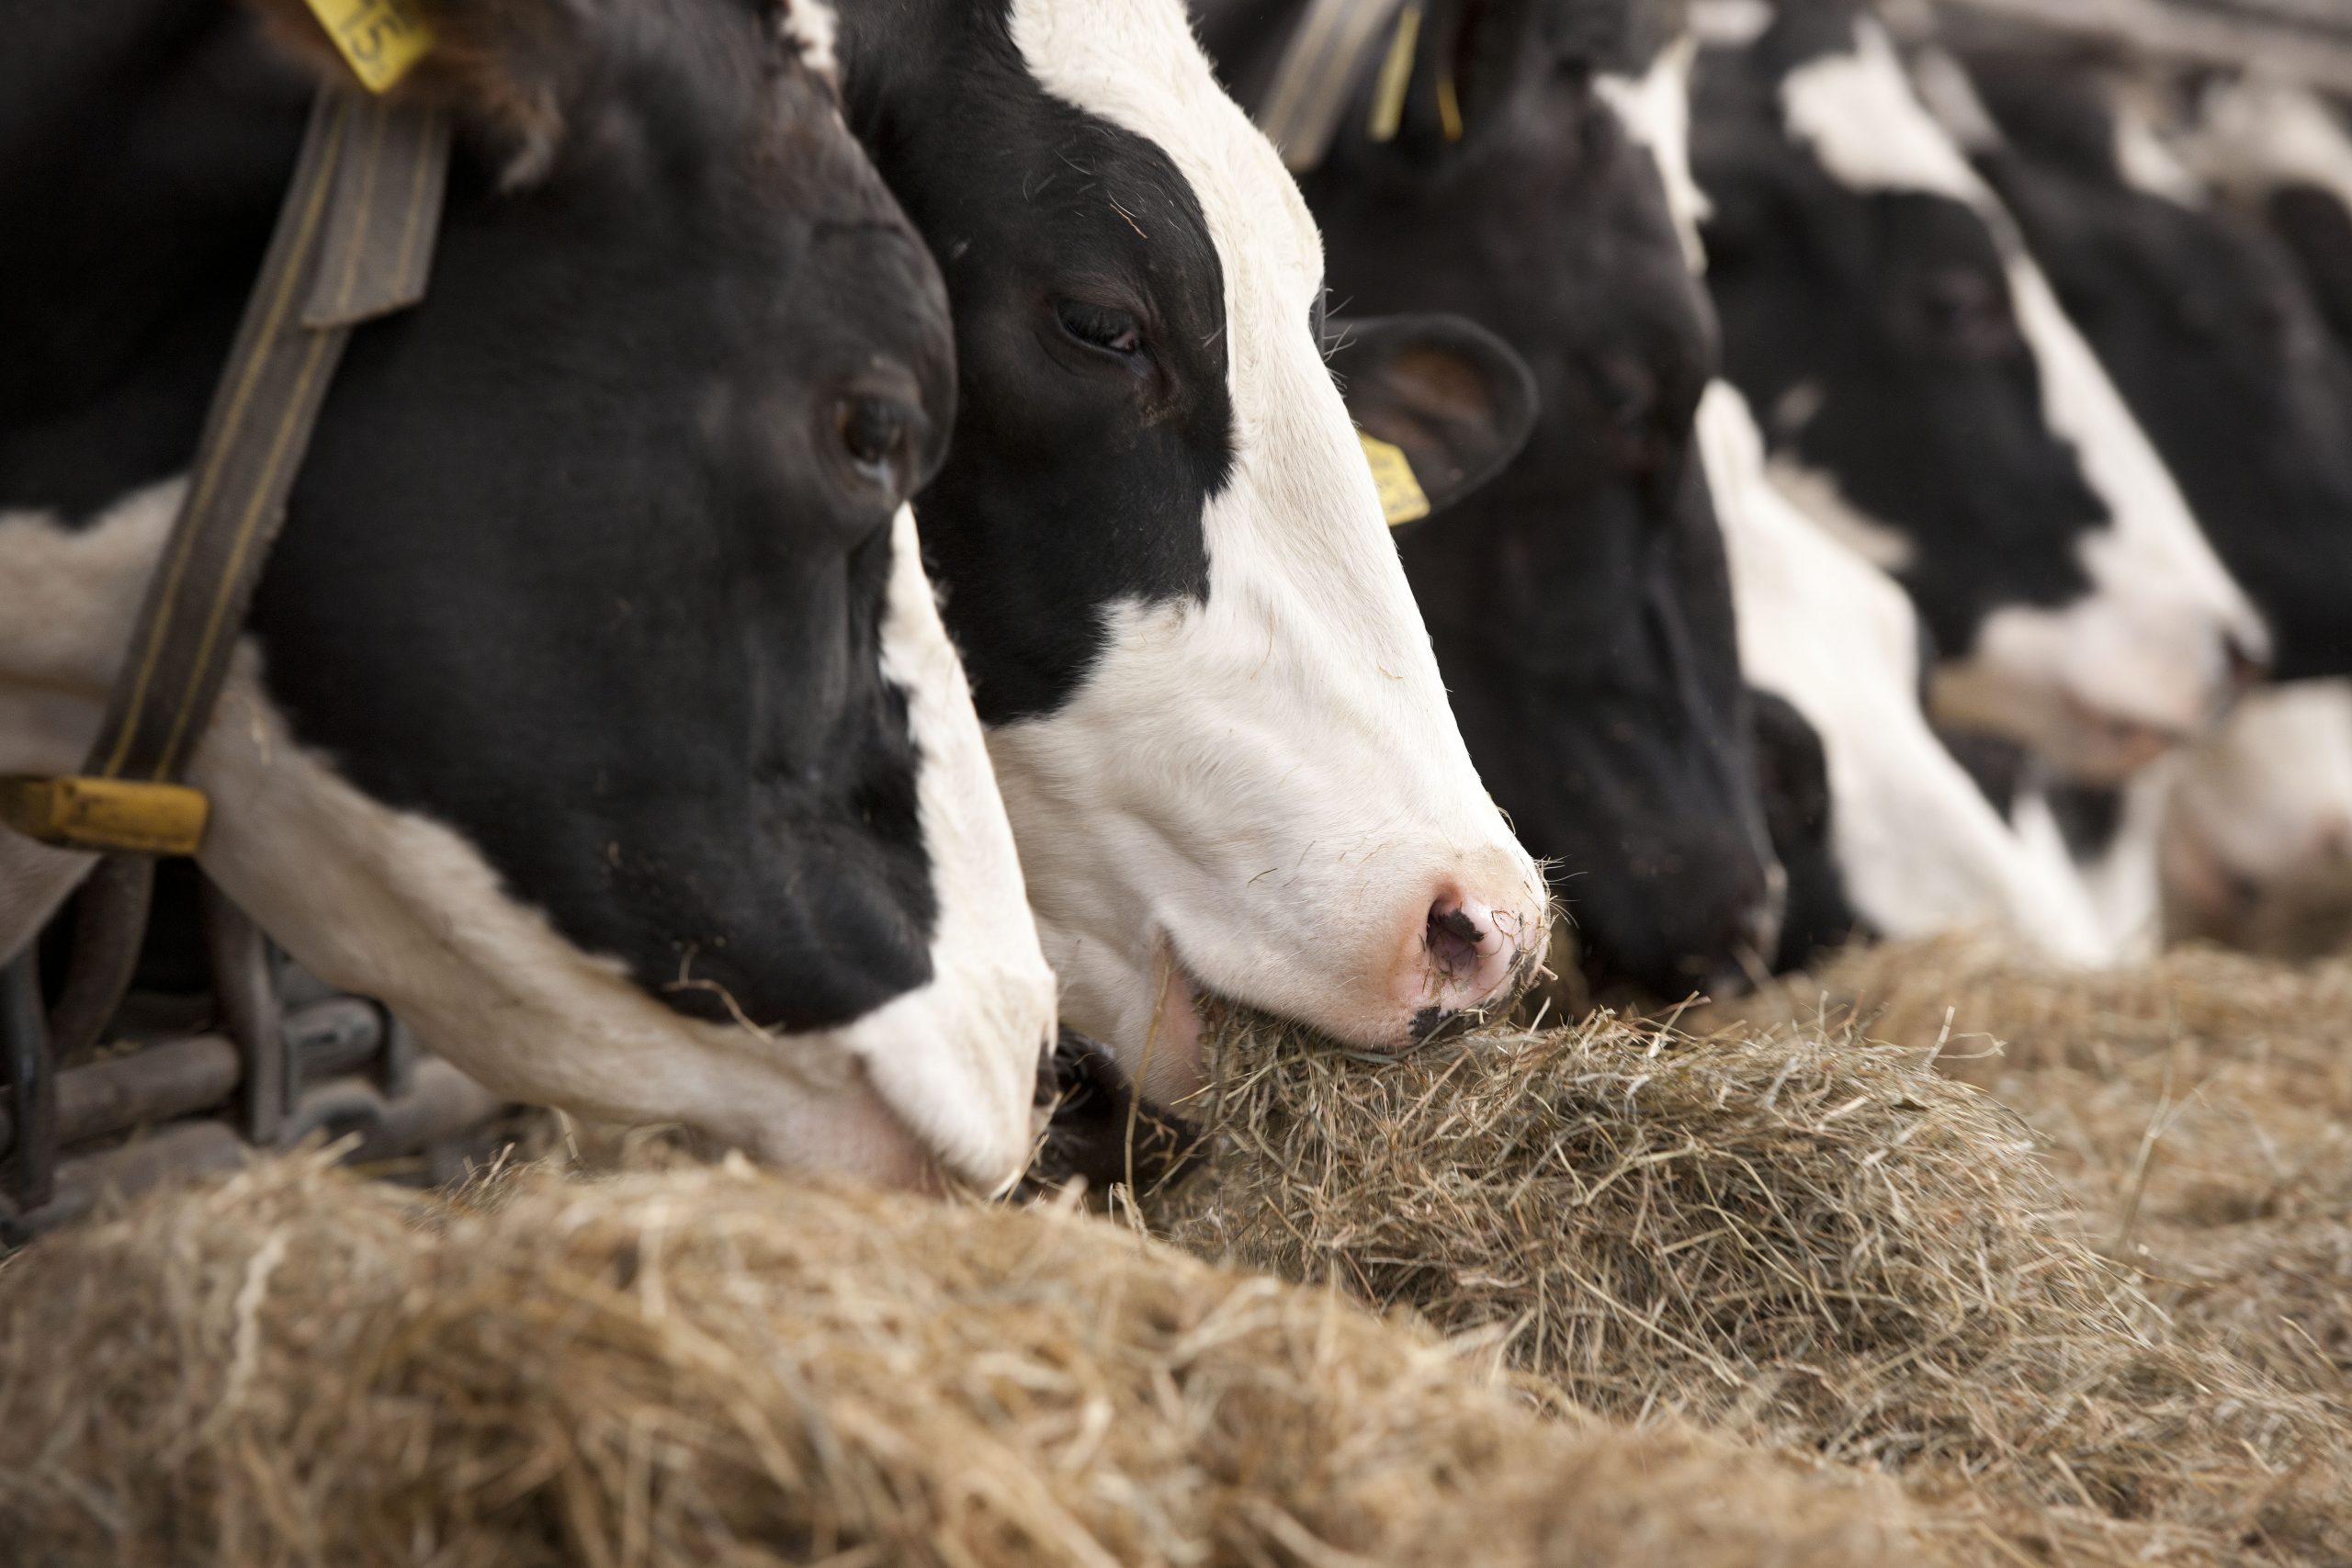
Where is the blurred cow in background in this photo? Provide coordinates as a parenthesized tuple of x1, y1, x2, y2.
(1951, 50, 2352, 688)
(1196, 0, 1788, 1003)
(1692, 0, 2266, 788)
(1622, 1, 2112, 966)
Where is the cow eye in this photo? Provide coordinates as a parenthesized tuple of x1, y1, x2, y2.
(1057, 299, 1145, 356)
(837, 396, 910, 491)
(1920, 267, 2015, 357)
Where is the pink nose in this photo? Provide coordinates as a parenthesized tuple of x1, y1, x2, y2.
(1411, 891, 1534, 1036)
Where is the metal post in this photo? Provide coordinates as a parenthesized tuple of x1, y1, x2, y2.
(45, 855, 155, 1068)
(1, 949, 58, 1210)
(200, 876, 286, 1146)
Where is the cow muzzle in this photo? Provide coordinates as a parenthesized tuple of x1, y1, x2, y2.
(1406, 881, 1549, 1041)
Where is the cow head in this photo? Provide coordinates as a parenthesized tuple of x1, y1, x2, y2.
(1692, 5, 2266, 783)
(1614, 6, 2110, 965)
(1189, 0, 1786, 1002)
(0, 0, 1056, 1189)
(1962, 56, 2352, 687)
(833, 0, 1551, 1105)
(2161, 679, 2352, 960)
(2187, 79, 2352, 359)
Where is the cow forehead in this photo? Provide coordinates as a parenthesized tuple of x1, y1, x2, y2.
(1781, 23, 1989, 209)
(2194, 80, 2352, 212)
(1009, 0, 1323, 309)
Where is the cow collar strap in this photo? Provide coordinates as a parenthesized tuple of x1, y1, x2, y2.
(1257, 0, 1466, 172)
(0, 87, 451, 858)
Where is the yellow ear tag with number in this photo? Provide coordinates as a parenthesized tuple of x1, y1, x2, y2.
(1360, 432, 1431, 527)
(302, 0, 435, 94)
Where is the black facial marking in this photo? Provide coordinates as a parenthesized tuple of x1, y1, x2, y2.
(1692, 17, 2109, 663)
(1024, 1028, 1203, 1194)
(837, 0, 1236, 726)
(1965, 51, 2352, 683)
(1748, 687, 1863, 971)
(3, 0, 962, 1032)
(1198, 0, 1782, 998)
(2267, 183, 2352, 355)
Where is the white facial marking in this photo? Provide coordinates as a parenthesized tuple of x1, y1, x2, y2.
(1908, 48, 2003, 154)
(780, 0, 839, 85)
(1690, 0, 1773, 48)
(996, 0, 1547, 1077)
(1700, 384, 2110, 963)
(1599, 36, 1710, 271)
(1780, 22, 2266, 773)
(1759, 455, 1916, 574)
(1782, 23, 1986, 204)
(0, 488, 1055, 1190)
(2113, 98, 2208, 207)
(2022, 761, 2173, 963)
(2184, 76, 2352, 213)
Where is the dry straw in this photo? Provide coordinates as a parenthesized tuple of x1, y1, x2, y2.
(1156, 1004, 2352, 1566)
(0, 1152, 1924, 1568)
(1717, 936, 2352, 1398)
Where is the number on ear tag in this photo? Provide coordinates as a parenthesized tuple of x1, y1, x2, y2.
(301, 0, 435, 94)
(1360, 432, 1432, 527)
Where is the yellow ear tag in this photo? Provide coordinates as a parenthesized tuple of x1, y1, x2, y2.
(301, 0, 435, 94)
(1367, 5, 1422, 144)
(1360, 432, 1432, 527)
(1435, 70, 1464, 142)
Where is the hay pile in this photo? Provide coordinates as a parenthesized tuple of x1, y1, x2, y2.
(0, 1152, 1928, 1568)
(1157, 1009, 2352, 1565)
(1716, 937, 2352, 1395)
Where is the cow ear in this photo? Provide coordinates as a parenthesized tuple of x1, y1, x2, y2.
(1328, 312, 1540, 524)
(244, 0, 573, 181)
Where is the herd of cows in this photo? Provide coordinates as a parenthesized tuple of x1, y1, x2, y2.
(3, 0, 2350, 1194)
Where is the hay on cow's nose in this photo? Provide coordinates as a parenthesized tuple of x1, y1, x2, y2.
(1155, 1004, 2352, 1566)
(0, 1151, 1927, 1568)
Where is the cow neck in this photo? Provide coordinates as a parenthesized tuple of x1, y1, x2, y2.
(0, 87, 449, 862)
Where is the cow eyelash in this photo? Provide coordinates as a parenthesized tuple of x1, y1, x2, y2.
(1057, 299, 1145, 356)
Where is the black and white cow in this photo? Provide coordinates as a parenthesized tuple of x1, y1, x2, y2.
(2183, 76, 2352, 357)
(0, 0, 1057, 1189)
(1192, 0, 1788, 1000)
(1691, 2, 2266, 784)
(830, 0, 1552, 1097)
(1946, 51, 2352, 687)
(1607, 8, 2109, 965)
(2160, 677, 2352, 959)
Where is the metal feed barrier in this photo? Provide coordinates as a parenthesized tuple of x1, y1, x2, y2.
(1910, 0, 2352, 95)
(0, 858, 509, 1245)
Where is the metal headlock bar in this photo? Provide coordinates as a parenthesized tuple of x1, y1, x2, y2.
(0, 84, 509, 1233)
(1922, 0, 2352, 96)
(1258, 0, 1418, 170)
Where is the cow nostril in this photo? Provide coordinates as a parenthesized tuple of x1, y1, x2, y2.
(1426, 903, 1488, 979)
(2225, 633, 2270, 696)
